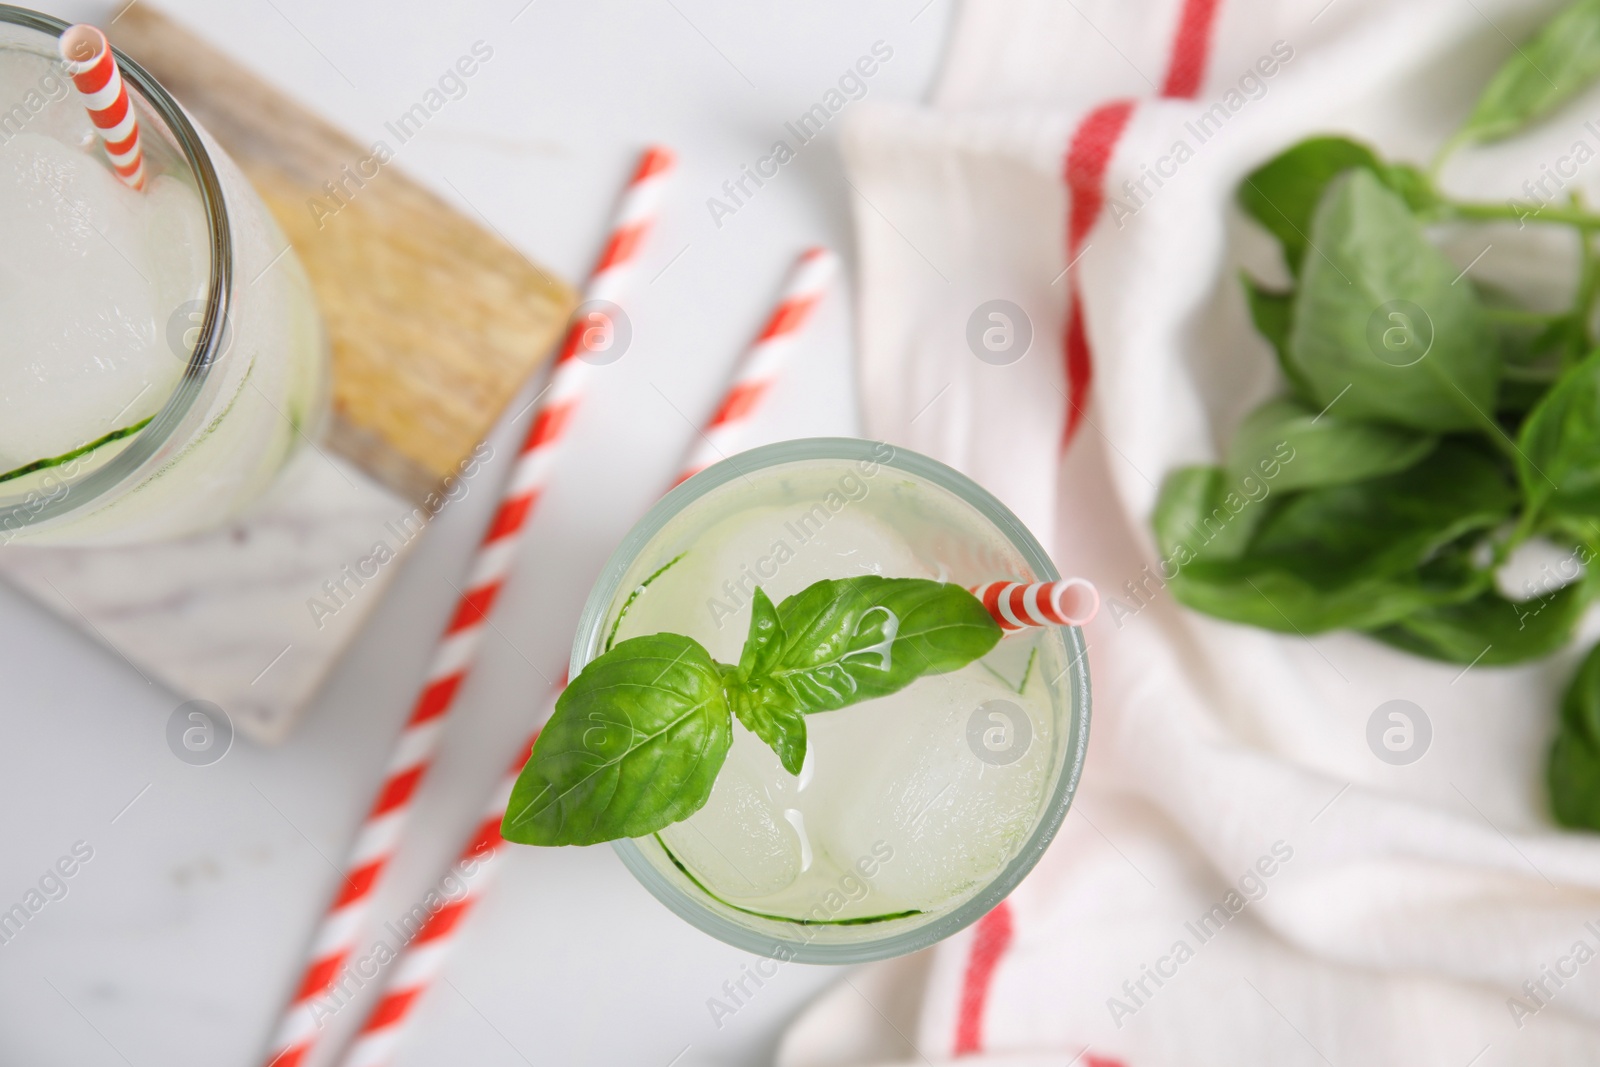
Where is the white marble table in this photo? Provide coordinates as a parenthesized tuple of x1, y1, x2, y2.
(0, 1, 952, 1064)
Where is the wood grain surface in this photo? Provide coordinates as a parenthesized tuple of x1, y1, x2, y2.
(107, 6, 575, 504)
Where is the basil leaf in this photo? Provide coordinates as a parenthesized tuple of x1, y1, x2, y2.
(1288, 171, 1500, 433)
(1458, 0, 1600, 145)
(1518, 349, 1600, 516)
(501, 634, 732, 846)
(1169, 555, 1484, 634)
(1563, 639, 1600, 746)
(1152, 466, 1274, 564)
(1379, 163, 1441, 214)
(767, 577, 1001, 715)
(738, 587, 785, 679)
(1248, 442, 1516, 582)
(1238, 137, 1385, 276)
(1550, 643, 1600, 829)
(728, 588, 808, 774)
(1166, 444, 1512, 633)
(1227, 397, 1436, 492)
(1549, 727, 1600, 830)
(1238, 138, 1439, 274)
(1243, 277, 1292, 356)
(1242, 276, 1316, 400)
(1501, 374, 1559, 421)
(728, 685, 808, 776)
(1493, 312, 1565, 417)
(1365, 581, 1587, 665)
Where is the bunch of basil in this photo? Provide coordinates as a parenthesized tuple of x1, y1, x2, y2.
(1152, 0, 1600, 828)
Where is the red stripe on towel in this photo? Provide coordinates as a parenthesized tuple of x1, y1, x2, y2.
(1060, 100, 1134, 446)
(1161, 0, 1224, 98)
(1056, 0, 1227, 447)
(953, 902, 1015, 1055)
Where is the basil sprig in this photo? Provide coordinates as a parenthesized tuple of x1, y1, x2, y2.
(501, 577, 1002, 847)
(1156, 0, 1600, 832)
(1454, 0, 1600, 148)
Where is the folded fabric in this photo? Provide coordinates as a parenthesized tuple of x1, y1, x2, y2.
(779, 1, 1600, 1064)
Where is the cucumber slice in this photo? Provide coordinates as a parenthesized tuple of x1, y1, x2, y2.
(0, 416, 154, 487)
(655, 833, 923, 927)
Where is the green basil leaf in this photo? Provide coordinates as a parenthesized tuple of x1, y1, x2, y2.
(1238, 136, 1385, 276)
(1548, 726, 1600, 830)
(738, 586, 785, 680)
(1248, 442, 1516, 582)
(728, 588, 808, 774)
(1379, 163, 1441, 214)
(728, 685, 808, 775)
(1168, 555, 1485, 633)
(1243, 276, 1292, 356)
(768, 577, 1001, 715)
(1165, 444, 1512, 633)
(1152, 466, 1275, 564)
(1288, 170, 1500, 433)
(1550, 641, 1600, 829)
(1365, 581, 1587, 665)
(1162, 445, 1512, 632)
(1500, 374, 1559, 420)
(1242, 276, 1317, 400)
(1459, 0, 1600, 145)
(1563, 639, 1600, 746)
(501, 634, 732, 846)
(1518, 349, 1600, 516)
(1493, 311, 1565, 418)
(1237, 139, 1440, 275)
(1227, 397, 1437, 491)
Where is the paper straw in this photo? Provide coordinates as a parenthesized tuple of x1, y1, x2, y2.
(673, 247, 839, 485)
(333, 246, 839, 1067)
(333, 711, 550, 1067)
(58, 24, 146, 190)
(971, 579, 1099, 630)
(259, 146, 674, 1067)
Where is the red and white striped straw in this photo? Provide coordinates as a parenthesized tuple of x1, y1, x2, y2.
(673, 247, 839, 485)
(334, 247, 836, 1067)
(58, 25, 145, 190)
(259, 146, 674, 1067)
(971, 579, 1099, 630)
(334, 712, 549, 1067)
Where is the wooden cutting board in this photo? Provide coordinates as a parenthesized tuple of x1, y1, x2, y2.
(107, 6, 575, 504)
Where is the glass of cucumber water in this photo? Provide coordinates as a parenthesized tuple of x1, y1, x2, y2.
(0, 7, 327, 544)
(520, 438, 1090, 963)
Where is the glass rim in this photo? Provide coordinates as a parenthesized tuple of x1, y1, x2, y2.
(0, 5, 231, 531)
(573, 437, 1091, 964)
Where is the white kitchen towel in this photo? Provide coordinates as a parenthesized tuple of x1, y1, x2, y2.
(779, 1, 1600, 1065)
